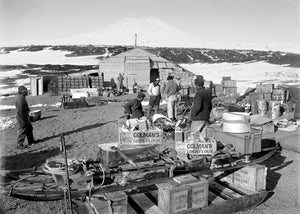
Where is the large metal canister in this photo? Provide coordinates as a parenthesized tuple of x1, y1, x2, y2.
(222, 112, 250, 133)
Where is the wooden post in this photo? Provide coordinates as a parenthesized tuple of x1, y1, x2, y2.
(60, 133, 73, 214)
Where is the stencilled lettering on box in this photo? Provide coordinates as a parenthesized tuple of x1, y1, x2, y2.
(192, 186, 207, 208)
(171, 190, 188, 213)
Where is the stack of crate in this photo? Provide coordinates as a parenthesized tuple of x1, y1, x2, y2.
(57, 76, 103, 93)
(214, 83, 223, 97)
(221, 77, 237, 96)
(90, 76, 103, 88)
(272, 88, 288, 103)
(255, 84, 274, 101)
(248, 92, 264, 114)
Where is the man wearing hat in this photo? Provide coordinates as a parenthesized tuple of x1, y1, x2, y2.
(15, 86, 36, 148)
(124, 92, 146, 119)
(147, 78, 161, 119)
(190, 75, 212, 137)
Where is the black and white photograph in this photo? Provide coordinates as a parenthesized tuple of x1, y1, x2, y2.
(0, 0, 299, 213)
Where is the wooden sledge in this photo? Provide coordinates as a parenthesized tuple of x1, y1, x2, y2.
(85, 179, 268, 214)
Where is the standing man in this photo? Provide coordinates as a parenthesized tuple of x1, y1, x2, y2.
(15, 86, 36, 149)
(124, 92, 146, 119)
(164, 75, 180, 121)
(190, 75, 212, 137)
(147, 78, 161, 119)
(117, 73, 124, 93)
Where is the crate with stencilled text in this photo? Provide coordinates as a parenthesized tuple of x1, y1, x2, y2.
(214, 164, 267, 192)
(157, 175, 209, 214)
(88, 191, 127, 214)
(175, 131, 217, 162)
(119, 129, 164, 146)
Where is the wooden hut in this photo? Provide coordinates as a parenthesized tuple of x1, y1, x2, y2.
(98, 48, 195, 89)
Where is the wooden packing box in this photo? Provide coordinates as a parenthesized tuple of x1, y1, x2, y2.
(157, 177, 209, 214)
(97, 142, 159, 168)
(223, 87, 237, 96)
(233, 164, 267, 192)
(207, 125, 262, 154)
(256, 84, 274, 93)
(214, 164, 267, 192)
(263, 92, 272, 100)
(89, 191, 127, 214)
(249, 92, 264, 101)
(222, 80, 236, 87)
(222, 76, 232, 81)
(251, 122, 275, 135)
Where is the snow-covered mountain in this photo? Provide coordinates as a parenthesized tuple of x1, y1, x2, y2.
(56, 17, 203, 48)
(1, 17, 300, 53)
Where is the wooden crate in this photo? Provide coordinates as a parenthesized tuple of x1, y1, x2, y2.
(89, 191, 128, 214)
(157, 177, 209, 214)
(223, 87, 237, 96)
(222, 76, 231, 81)
(256, 84, 274, 93)
(207, 125, 262, 154)
(222, 80, 236, 88)
(251, 122, 275, 135)
(214, 164, 267, 192)
(263, 92, 272, 100)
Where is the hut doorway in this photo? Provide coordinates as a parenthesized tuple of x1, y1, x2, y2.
(150, 68, 159, 83)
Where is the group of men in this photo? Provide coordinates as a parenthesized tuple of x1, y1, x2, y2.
(15, 74, 212, 149)
(124, 74, 212, 136)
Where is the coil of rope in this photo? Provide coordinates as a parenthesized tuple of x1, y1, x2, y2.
(42, 158, 81, 176)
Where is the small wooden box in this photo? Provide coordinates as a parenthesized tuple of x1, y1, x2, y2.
(251, 122, 275, 135)
(157, 177, 208, 214)
(89, 191, 127, 214)
(214, 164, 267, 192)
(233, 164, 267, 192)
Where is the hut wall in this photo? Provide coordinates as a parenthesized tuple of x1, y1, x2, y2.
(124, 58, 151, 88)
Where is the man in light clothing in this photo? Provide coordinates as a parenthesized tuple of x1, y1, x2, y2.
(164, 75, 180, 121)
(147, 78, 161, 119)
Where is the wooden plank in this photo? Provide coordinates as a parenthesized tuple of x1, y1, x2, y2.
(209, 181, 242, 200)
(208, 191, 226, 205)
(129, 193, 164, 214)
(216, 180, 257, 196)
(184, 190, 268, 214)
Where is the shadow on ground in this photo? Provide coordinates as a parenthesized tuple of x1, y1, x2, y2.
(37, 122, 109, 143)
(260, 151, 293, 202)
(0, 145, 72, 170)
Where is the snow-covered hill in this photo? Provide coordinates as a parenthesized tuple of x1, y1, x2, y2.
(55, 17, 203, 48)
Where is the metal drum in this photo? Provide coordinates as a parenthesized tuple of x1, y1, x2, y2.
(256, 100, 267, 116)
(268, 101, 281, 119)
(222, 112, 250, 133)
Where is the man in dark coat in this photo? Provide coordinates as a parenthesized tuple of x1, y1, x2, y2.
(124, 92, 145, 119)
(190, 75, 212, 137)
(15, 86, 36, 148)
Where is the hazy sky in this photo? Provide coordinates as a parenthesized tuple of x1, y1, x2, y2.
(0, 0, 299, 50)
